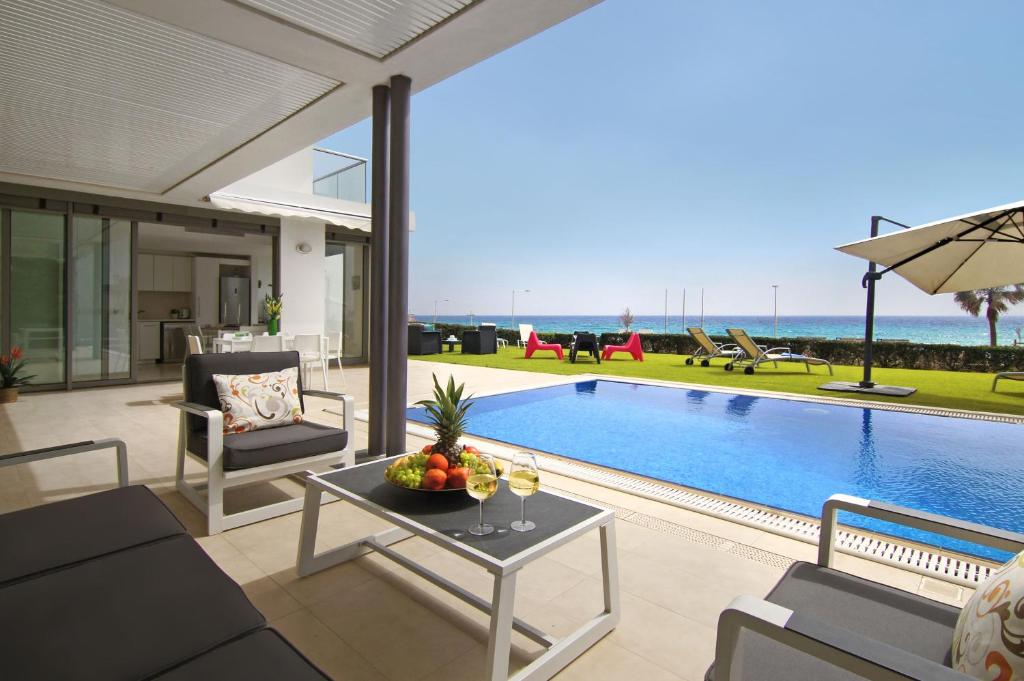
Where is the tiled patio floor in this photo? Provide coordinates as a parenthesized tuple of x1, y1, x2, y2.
(0, 362, 972, 680)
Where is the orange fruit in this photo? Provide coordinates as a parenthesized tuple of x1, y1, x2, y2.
(446, 467, 470, 489)
(427, 453, 449, 471)
(422, 468, 447, 490)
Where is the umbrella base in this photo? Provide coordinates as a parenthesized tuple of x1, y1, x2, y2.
(818, 381, 917, 397)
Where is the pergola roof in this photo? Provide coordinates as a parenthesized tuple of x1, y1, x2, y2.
(0, 0, 601, 206)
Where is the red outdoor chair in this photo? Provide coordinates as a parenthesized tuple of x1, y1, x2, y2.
(601, 332, 644, 361)
(524, 331, 564, 359)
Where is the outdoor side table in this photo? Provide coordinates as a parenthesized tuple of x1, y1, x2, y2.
(444, 337, 461, 352)
(296, 458, 619, 681)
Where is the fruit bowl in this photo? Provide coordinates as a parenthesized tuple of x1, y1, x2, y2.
(384, 446, 503, 492)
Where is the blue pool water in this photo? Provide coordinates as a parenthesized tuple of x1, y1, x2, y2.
(407, 380, 1024, 560)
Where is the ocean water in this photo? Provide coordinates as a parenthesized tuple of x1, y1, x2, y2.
(422, 314, 1024, 346)
(408, 380, 1024, 560)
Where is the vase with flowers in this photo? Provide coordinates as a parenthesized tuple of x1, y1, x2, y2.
(264, 294, 283, 335)
(0, 346, 34, 403)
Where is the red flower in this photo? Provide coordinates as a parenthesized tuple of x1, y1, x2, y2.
(9, 346, 22, 360)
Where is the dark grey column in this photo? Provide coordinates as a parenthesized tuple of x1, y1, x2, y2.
(386, 74, 411, 456)
(368, 84, 390, 457)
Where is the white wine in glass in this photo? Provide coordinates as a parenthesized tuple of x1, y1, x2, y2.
(509, 452, 539, 532)
(467, 454, 498, 536)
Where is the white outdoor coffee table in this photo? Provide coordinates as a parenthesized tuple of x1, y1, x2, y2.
(296, 458, 619, 681)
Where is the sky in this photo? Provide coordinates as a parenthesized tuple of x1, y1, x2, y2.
(321, 0, 1024, 318)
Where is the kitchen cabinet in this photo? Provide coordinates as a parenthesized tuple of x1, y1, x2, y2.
(139, 254, 192, 292)
(171, 256, 192, 291)
(137, 254, 155, 291)
(138, 322, 161, 361)
(193, 257, 221, 326)
(153, 256, 174, 291)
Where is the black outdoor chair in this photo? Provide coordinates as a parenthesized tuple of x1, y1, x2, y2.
(462, 324, 498, 355)
(408, 323, 442, 355)
(171, 351, 354, 535)
(706, 494, 1024, 681)
(569, 331, 601, 364)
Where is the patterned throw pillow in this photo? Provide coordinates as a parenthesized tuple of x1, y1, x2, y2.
(212, 368, 303, 434)
(952, 550, 1024, 680)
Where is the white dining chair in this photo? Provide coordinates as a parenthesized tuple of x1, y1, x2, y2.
(251, 335, 284, 352)
(326, 332, 346, 386)
(293, 334, 328, 390)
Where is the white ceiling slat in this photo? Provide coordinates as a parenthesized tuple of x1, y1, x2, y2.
(0, 0, 339, 193)
(235, 0, 476, 58)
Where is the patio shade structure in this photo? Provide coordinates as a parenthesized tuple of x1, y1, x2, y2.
(827, 200, 1024, 396)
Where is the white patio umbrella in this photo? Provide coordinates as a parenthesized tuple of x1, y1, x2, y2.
(836, 199, 1024, 294)
(826, 201, 1024, 397)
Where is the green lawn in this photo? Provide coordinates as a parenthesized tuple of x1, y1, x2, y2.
(413, 347, 1024, 416)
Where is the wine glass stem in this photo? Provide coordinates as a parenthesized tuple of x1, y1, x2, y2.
(520, 496, 526, 525)
(478, 499, 484, 528)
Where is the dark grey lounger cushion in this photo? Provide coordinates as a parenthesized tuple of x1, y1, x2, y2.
(155, 629, 330, 680)
(706, 561, 961, 681)
(0, 534, 265, 681)
(188, 421, 348, 470)
(0, 485, 185, 586)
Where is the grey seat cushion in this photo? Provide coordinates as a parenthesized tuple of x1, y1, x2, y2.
(0, 534, 265, 681)
(706, 561, 961, 681)
(188, 421, 348, 470)
(155, 629, 330, 680)
(0, 485, 185, 586)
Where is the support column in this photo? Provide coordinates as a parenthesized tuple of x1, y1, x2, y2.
(386, 75, 411, 456)
(368, 84, 390, 457)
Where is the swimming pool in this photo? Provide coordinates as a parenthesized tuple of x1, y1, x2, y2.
(407, 379, 1024, 560)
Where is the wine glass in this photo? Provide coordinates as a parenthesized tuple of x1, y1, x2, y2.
(509, 452, 539, 532)
(466, 453, 498, 536)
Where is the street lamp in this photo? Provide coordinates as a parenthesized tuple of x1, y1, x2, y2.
(511, 289, 530, 329)
(771, 285, 779, 337)
(433, 298, 448, 324)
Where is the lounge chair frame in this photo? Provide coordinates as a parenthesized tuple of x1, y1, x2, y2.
(0, 438, 128, 486)
(992, 371, 1024, 391)
(713, 494, 1024, 681)
(724, 328, 832, 375)
(686, 327, 741, 367)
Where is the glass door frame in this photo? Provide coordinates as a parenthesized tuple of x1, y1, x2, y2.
(0, 205, 139, 391)
(68, 213, 138, 388)
(325, 233, 370, 365)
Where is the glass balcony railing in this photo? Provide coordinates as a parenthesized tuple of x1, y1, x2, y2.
(312, 147, 367, 203)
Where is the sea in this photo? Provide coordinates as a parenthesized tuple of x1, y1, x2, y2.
(421, 314, 1024, 347)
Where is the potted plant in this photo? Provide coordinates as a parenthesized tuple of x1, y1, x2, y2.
(264, 294, 283, 335)
(0, 346, 34, 403)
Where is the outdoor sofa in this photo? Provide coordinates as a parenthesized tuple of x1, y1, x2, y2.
(408, 323, 442, 355)
(0, 439, 330, 680)
(462, 323, 498, 354)
(707, 494, 1024, 680)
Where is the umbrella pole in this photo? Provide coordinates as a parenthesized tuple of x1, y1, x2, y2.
(860, 216, 881, 388)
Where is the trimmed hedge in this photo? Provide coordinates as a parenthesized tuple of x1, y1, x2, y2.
(431, 323, 1024, 373)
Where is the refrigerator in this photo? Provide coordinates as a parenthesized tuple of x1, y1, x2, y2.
(220, 276, 251, 326)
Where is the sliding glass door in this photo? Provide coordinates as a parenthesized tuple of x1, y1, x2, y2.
(71, 216, 132, 382)
(10, 211, 66, 386)
(325, 240, 367, 361)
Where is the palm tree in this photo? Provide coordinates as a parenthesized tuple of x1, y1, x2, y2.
(953, 286, 1024, 346)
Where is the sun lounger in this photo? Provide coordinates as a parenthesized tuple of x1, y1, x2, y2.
(601, 332, 644, 361)
(992, 371, 1024, 391)
(685, 327, 741, 366)
(724, 328, 832, 375)
(525, 331, 563, 359)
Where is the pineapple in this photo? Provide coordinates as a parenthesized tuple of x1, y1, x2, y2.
(416, 374, 474, 467)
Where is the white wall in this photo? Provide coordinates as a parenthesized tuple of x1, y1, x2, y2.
(278, 217, 325, 335)
(219, 147, 313, 196)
